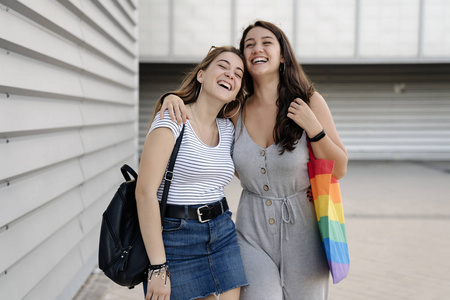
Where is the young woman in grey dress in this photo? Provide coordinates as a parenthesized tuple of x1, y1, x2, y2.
(161, 21, 348, 300)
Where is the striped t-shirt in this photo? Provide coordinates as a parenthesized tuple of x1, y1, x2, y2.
(148, 111, 235, 205)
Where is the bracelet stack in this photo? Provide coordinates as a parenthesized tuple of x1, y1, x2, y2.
(308, 129, 326, 142)
(148, 262, 170, 287)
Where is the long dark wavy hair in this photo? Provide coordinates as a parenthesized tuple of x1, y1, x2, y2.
(152, 46, 245, 121)
(239, 20, 316, 154)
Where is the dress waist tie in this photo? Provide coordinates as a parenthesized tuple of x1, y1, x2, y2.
(280, 194, 298, 287)
(244, 189, 308, 287)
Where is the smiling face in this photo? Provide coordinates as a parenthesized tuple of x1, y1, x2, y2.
(197, 51, 244, 103)
(242, 26, 284, 78)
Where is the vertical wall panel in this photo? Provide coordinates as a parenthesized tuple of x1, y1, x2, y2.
(422, 0, 450, 57)
(297, 0, 356, 58)
(139, 0, 170, 58)
(235, 0, 294, 45)
(359, 0, 420, 58)
(173, 0, 232, 58)
(0, 0, 139, 299)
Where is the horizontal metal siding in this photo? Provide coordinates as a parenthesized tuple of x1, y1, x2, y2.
(0, 1, 138, 299)
(306, 64, 450, 160)
(139, 63, 194, 154)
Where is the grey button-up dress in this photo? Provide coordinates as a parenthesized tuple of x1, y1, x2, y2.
(233, 113, 329, 300)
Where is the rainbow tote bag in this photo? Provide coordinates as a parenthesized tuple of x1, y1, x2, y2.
(307, 141, 349, 284)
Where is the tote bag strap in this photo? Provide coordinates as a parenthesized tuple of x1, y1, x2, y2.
(160, 124, 185, 218)
(306, 135, 316, 162)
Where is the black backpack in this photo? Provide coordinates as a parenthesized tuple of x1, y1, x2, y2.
(98, 125, 185, 288)
(98, 165, 148, 288)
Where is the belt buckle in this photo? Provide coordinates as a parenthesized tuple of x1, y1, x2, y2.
(197, 205, 210, 223)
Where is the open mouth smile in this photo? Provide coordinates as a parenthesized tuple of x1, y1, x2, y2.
(251, 56, 268, 64)
(218, 80, 232, 91)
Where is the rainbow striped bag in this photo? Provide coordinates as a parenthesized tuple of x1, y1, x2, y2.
(307, 142, 349, 284)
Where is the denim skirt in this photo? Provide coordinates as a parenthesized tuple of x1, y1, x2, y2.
(144, 204, 248, 300)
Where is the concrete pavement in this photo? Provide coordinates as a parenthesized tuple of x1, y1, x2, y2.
(73, 161, 450, 300)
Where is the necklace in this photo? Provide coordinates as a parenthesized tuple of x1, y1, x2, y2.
(189, 104, 218, 146)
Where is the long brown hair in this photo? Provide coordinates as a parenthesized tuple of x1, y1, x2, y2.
(151, 46, 245, 121)
(239, 20, 315, 154)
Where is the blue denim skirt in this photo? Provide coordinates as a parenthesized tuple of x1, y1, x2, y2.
(144, 204, 248, 300)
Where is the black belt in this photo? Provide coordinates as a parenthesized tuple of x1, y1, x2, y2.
(164, 198, 228, 223)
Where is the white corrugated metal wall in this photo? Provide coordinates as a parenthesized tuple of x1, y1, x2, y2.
(0, 1, 139, 299)
(139, 63, 450, 160)
(309, 64, 450, 160)
(307, 64, 450, 161)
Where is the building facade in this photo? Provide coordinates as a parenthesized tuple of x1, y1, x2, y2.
(139, 0, 450, 160)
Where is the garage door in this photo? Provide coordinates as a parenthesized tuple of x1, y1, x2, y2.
(140, 63, 450, 160)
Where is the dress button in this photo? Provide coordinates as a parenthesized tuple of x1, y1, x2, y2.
(261, 150, 265, 157)
(263, 185, 269, 191)
(268, 218, 275, 225)
(266, 199, 272, 206)
(261, 167, 266, 174)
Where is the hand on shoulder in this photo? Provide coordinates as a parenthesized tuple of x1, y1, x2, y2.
(159, 94, 189, 124)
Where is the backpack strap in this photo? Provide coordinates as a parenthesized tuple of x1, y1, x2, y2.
(121, 164, 138, 182)
(159, 124, 185, 218)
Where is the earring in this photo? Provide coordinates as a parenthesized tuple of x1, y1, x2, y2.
(279, 63, 285, 75)
(223, 99, 241, 119)
(194, 84, 202, 99)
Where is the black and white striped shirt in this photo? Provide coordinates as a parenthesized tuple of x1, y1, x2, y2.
(149, 111, 235, 205)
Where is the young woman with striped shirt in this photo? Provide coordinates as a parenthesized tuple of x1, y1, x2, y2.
(135, 46, 248, 300)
